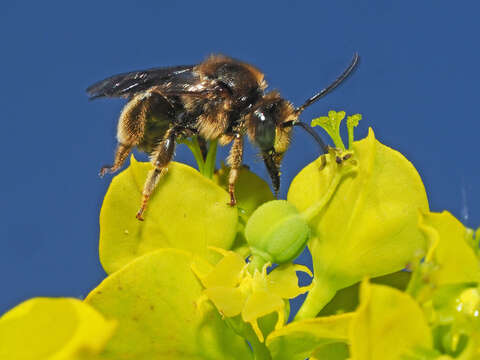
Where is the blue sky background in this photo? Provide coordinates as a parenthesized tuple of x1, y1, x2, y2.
(1, 0, 479, 317)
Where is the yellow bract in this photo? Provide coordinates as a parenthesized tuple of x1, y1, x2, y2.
(192, 248, 312, 342)
(99, 155, 238, 274)
(266, 312, 353, 360)
(420, 210, 480, 286)
(267, 278, 436, 360)
(0, 298, 116, 360)
(457, 288, 480, 318)
(350, 280, 432, 360)
(405, 211, 480, 358)
(213, 164, 275, 224)
(85, 248, 251, 360)
(318, 271, 412, 317)
(289, 129, 429, 319)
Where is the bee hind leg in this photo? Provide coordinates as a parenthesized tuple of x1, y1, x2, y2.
(136, 127, 177, 221)
(100, 92, 154, 177)
(99, 143, 133, 177)
(226, 134, 244, 206)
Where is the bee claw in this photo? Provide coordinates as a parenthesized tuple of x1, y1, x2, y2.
(228, 192, 237, 207)
(99, 165, 113, 178)
(135, 211, 145, 221)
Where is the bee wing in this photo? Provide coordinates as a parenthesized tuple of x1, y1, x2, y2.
(86, 65, 195, 99)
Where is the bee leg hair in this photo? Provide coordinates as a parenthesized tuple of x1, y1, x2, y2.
(99, 143, 133, 177)
(136, 127, 177, 221)
(227, 134, 244, 206)
(100, 92, 152, 177)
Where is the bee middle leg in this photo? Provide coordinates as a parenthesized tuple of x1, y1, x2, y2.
(136, 127, 177, 221)
(227, 134, 244, 206)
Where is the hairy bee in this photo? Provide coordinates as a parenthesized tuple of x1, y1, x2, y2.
(87, 53, 358, 220)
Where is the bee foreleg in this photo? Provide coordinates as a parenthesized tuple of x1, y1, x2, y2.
(227, 134, 244, 206)
(136, 128, 177, 221)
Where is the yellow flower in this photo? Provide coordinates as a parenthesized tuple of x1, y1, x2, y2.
(0, 298, 116, 360)
(290, 128, 429, 319)
(192, 247, 312, 342)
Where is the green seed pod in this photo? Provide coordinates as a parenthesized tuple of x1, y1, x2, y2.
(245, 200, 310, 269)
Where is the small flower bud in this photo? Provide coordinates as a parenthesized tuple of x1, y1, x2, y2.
(245, 200, 310, 269)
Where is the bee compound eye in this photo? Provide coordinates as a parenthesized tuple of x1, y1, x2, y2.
(254, 111, 276, 151)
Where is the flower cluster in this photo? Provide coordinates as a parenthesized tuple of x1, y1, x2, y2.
(1, 110, 479, 360)
(192, 247, 312, 342)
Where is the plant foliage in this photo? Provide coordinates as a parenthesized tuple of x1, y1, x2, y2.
(1, 111, 479, 359)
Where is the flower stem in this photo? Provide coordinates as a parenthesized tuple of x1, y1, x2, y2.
(249, 336, 272, 360)
(294, 277, 336, 320)
(225, 317, 272, 360)
(182, 137, 218, 179)
(247, 255, 268, 275)
(183, 136, 205, 174)
(204, 139, 218, 179)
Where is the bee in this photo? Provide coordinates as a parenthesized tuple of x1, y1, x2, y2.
(87, 53, 359, 220)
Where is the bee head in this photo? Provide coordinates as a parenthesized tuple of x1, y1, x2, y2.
(246, 92, 296, 152)
(246, 92, 296, 194)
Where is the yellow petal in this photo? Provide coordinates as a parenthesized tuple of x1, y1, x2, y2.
(267, 264, 312, 299)
(242, 289, 285, 341)
(202, 249, 246, 288)
(99, 156, 238, 274)
(204, 286, 245, 317)
(0, 298, 116, 360)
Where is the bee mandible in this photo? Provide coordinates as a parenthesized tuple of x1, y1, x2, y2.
(87, 53, 359, 220)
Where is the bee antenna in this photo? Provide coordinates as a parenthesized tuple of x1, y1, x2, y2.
(295, 53, 359, 115)
(293, 121, 329, 154)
